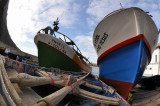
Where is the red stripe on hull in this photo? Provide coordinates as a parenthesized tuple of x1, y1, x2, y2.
(97, 34, 151, 64)
(99, 76, 134, 99)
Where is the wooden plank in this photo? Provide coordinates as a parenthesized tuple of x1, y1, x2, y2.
(0, 91, 7, 106)
(0, 57, 23, 106)
(83, 83, 102, 91)
(6, 68, 23, 94)
(79, 88, 120, 105)
(35, 71, 44, 77)
(38, 71, 48, 77)
(6, 68, 42, 105)
(0, 63, 16, 106)
(133, 88, 160, 105)
(9, 73, 65, 87)
(80, 93, 119, 105)
(18, 87, 42, 105)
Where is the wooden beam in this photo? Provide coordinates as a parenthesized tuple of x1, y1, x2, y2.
(35, 73, 90, 106)
(9, 73, 65, 87)
(79, 88, 120, 105)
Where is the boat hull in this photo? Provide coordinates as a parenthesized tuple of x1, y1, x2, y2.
(99, 39, 150, 99)
(93, 7, 158, 99)
(38, 41, 82, 72)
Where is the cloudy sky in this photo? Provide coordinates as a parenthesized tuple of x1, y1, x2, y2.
(7, 0, 160, 63)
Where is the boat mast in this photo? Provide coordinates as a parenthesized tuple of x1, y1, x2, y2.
(38, 18, 60, 37)
(53, 18, 59, 32)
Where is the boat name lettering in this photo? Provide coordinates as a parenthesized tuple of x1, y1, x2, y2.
(48, 41, 66, 54)
(97, 45, 101, 53)
(52, 39, 64, 49)
(99, 33, 108, 46)
(96, 33, 108, 53)
(94, 34, 100, 46)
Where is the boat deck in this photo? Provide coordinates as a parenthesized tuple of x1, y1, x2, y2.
(133, 85, 160, 105)
(7, 68, 41, 105)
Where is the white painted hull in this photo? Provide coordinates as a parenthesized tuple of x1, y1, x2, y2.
(34, 33, 76, 59)
(93, 7, 158, 58)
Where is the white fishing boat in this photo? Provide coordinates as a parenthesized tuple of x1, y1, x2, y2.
(93, 7, 159, 99)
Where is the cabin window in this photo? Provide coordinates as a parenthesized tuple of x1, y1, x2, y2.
(155, 55, 157, 62)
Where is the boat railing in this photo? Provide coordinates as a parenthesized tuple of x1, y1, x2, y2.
(56, 31, 90, 64)
(37, 28, 56, 37)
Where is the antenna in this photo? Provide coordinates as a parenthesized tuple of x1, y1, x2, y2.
(57, 17, 59, 23)
(59, 11, 64, 22)
(120, 3, 123, 9)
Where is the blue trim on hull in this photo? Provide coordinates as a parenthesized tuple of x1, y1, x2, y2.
(135, 40, 150, 82)
(99, 39, 150, 83)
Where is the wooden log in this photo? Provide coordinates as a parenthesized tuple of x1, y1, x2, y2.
(79, 88, 120, 105)
(77, 72, 90, 82)
(9, 77, 20, 83)
(0, 56, 23, 106)
(35, 101, 47, 106)
(35, 70, 80, 80)
(83, 83, 102, 91)
(6, 68, 24, 94)
(35, 71, 45, 77)
(95, 76, 107, 96)
(35, 73, 90, 106)
(35, 70, 66, 80)
(9, 73, 65, 87)
(8, 68, 42, 106)
(37, 71, 48, 77)
(35, 71, 48, 77)
(0, 93, 7, 106)
(80, 93, 119, 105)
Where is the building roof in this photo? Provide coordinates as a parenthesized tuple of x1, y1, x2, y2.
(157, 43, 160, 47)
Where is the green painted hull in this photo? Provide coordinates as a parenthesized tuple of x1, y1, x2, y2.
(38, 42, 82, 72)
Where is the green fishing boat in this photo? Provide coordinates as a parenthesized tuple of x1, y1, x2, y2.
(34, 18, 91, 72)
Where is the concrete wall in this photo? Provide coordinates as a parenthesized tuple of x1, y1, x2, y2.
(0, 0, 38, 61)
